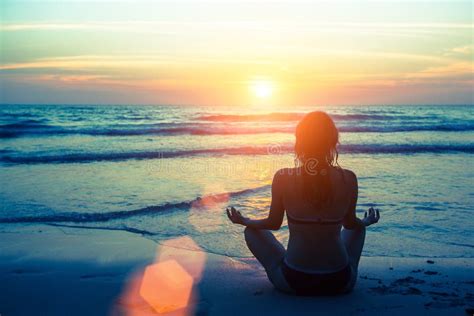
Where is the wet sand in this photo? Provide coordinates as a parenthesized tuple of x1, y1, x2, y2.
(0, 224, 472, 315)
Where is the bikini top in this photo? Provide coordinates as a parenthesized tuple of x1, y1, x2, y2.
(286, 212, 345, 225)
(286, 167, 348, 225)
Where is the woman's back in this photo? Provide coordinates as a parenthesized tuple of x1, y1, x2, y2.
(281, 166, 357, 272)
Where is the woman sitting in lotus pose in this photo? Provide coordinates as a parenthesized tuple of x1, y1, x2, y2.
(227, 111, 380, 295)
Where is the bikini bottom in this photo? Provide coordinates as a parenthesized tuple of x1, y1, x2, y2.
(280, 259, 352, 296)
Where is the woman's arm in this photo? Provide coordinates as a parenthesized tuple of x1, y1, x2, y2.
(342, 170, 380, 229)
(342, 170, 361, 230)
(227, 170, 285, 230)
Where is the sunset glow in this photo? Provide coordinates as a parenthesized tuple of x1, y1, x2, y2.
(0, 0, 472, 106)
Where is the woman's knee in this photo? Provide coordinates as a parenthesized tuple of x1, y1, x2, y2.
(244, 227, 275, 254)
(268, 269, 294, 294)
(244, 226, 257, 244)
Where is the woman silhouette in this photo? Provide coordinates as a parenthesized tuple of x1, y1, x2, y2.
(227, 111, 380, 295)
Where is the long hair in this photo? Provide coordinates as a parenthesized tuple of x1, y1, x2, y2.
(294, 111, 340, 207)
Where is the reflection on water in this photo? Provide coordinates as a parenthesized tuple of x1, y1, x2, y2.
(189, 184, 230, 234)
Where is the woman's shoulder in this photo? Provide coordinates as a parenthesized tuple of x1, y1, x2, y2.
(272, 168, 298, 185)
(339, 168, 358, 191)
(340, 168, 357, 180)
(274, 167, 298, 178)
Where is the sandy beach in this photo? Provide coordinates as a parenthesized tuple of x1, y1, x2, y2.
(0, 224, 472, 316)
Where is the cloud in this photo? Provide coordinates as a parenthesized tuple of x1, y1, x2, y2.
(450, 45, 474, 55)
(0, 22, 178, 35)
(1, 21, 471, 33)
(0, 55, 173, 71)
(0, 55, 275, 72)
(36, 74, 110, 83)
(403, 62, 473, 81)
(0, 48, 455, 74)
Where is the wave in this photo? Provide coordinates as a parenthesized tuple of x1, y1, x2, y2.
(0, 119, 53, 138)
(196, 113, 395, 122)
(197, 113, 303, 122)
(0, 124, 293, 138)
(342, 125, 474, 133)
(1, 143, 473, 164)
(0, 146, 281, 164)
(0, 112, 38, 118)
(343, 144, 474, 154)
(0, 185, 270, 224)
(1, 123, 474, 138)
(46, 222, 158, 236)
(0, 131, 19, 138)
(0, 119, 51, 129)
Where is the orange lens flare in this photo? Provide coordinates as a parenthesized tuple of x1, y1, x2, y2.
(115, 236, 207, 315)
(139, 260, 193, 314)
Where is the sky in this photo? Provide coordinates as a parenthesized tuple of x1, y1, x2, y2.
(0, 0, 473, 106)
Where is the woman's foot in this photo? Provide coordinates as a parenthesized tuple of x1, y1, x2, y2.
(362, 207, 380, 227)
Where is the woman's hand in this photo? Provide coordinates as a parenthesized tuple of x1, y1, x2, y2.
(226, 206, 248, 226)
(362, 207, 380, 227)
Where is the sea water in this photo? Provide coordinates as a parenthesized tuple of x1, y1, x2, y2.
(0, 104, 473, 258)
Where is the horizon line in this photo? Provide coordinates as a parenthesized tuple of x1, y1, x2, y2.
(1, 103, 473, 107)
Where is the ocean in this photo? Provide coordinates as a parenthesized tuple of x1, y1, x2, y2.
(0, 104, 473, 258)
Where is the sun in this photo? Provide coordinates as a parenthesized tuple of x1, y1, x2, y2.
(251, 80, 273, 99)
